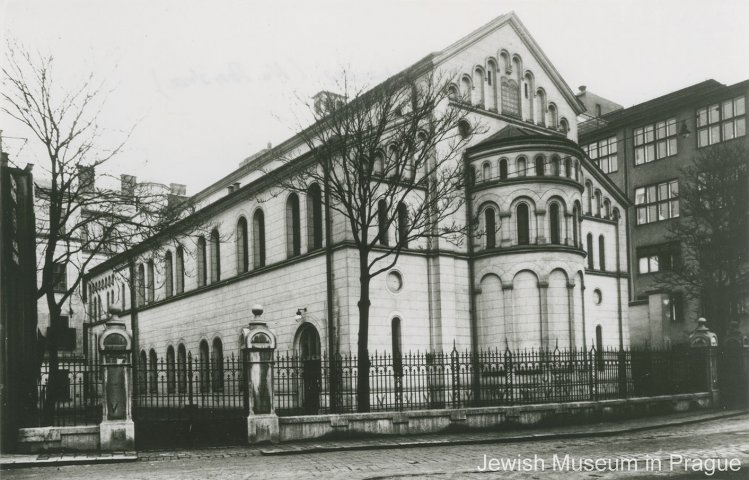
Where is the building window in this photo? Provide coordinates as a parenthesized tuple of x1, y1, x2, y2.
(586, 233, 594, 269)
(484, 207, 497, 249)
(286, 193, 301, 258)
(211, 338, 224, 393)
(177, 344, 187, 394)
(166, 346, 176, 394)
(146, 260, 154, 303)
(175, 246, 185, 294)
(549, 203, 561, 245)
(392, 317, 402, 376)
(637, 243, 678, 274)
(534, 156, 544, 176)
(378, 199, 389, 246)
(666, 293, 684, 322)
(137, 264, 146, 306)
(598, 235, 606, 271)
(516, 157, 527, 177)
(199, 340, 210, 394)
(551, 157, 561, 176)
(516, 203, 530, 245)
(253, 210, 266, 268)
(210, 228, 221, 282)
(236, 217, 249, 274)
(458, 120, 472, 139)
(634, 118, 677, 165)
(564, 157, 572, 178)
(499, 159, 508, 179)
(697, 96, 746, 147)
(197, 236, 207, 287)
(635, 180, 679, 225)
(148, 349, 158, 394)
(583, 136, 618, 173)
(164, 251, 173, 298)
(307, 184, 323, 251)
(52, 262, 67, 293)
(501, 78, 520, 117)
(397, 202, 409, 247)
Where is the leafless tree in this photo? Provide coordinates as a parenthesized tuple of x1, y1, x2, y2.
(657, 142, 749, 337)
(275, 70, 481, 411)
(1, 42, 196, 423)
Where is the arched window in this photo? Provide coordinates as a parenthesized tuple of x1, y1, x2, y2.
(447, 84, 459, 101)
(148, 349, 158, 394)
(460, 75, 472, 103)
(177, 344, 187, 394)
(485, 207, 497, 249)
(236, 217, 248, 274)
(549, 203, 561, 244)
(137, 264, 145, 306)
(587, 233, 594, 269)
(517, 203, 530, 245)
(585, 182, 593, 214)
(458, 120, 472, 139)
(548, 103, 559, 130)
(138, 350, 147, 393)
(560, 118, 569, 135)
(175, 246, 185, 294)
(146, 260, 154, 303)
(595, 325, 604, 370)
(286, 194, 301, 258)
(517, 157, 527, 177)
(397, 202, 409, 247)
(378, 199, 389, 246)
(307, 184, 323, 251)
(392, 317, 403, 376)
(595, 190, 602, 217)
(551, 156, 561, 176)
(499, 159, 508, 179)
(211, 337, 224, 393)
(535, 88, 547, 125)
(164, 251, 173, 298)
(199, 340, 210, 393)
(603, 199, 611, 219)
(373, 150, 385, 175)
(482, 162, 491, 180)
(197, 236, 207, 287)
(535, 156, 545, 176)
(166, 345, 176, 394)
(209, 229, 220, 283)
(573, 204, 580, 247)
(598, 235, 606, 271)
(501, 78, 520, 117)
(252, 209, 266, 268)
(486, 59, 498, 111)
(473, 67, 485, 106)
(564, 157, 572, 178)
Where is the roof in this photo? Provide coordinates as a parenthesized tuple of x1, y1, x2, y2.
(467, 124, 579, 154)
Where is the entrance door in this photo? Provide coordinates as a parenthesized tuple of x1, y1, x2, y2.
(298, 324, 321, 414)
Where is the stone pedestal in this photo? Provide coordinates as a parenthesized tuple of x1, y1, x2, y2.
(689, 317, 720, 406)
(98, 317, 135, 450)
(242, 305, 279, 444)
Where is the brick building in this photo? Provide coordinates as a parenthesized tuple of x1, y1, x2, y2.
(84, 12, 631, 375)
(579, 79, 749, 346)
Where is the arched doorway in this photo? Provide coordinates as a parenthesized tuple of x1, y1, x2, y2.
(297, 323, 321, 414)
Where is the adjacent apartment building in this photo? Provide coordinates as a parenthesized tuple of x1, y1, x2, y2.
(579, 79, 749, 346)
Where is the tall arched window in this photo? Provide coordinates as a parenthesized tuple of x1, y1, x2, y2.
(175, 246, 185, 294)
(177, 344, 187, 394)
(586, 182, 593, 214)
(197, 236, 207, 287)
(573, 204, 580, 247)
(236, 217, 248, 274)
(535, 88, 547, 125)
(482, 162, 491, 180)
(486, 59, 498, 111)
(595, 191, 602, 217)
(499, 159, 508, 179)
(137, 264, 146, 306)
(392, 317, 403, 376)
(148, 349, 158, 394)
(560, 118, 569, 136)
(549, 203, 561, 244)
(517, 203, 530, 245)
(551, 157, 561, 176)
(164, 251, 173, 298)
(166, 346, 176, 394)
(460, 75, 472, 103)
(307, 184, 323, 251)
(535, 156, 545, 176)
(397, 202, 409, 247)
(595, 325, 604, 370)
(485, 207, 497, 249)
(548, 103, 559, 130)
(517, 157, 527, 177)
(378, 199, 389, 246)
(603, 199, 611, 219)
(564, 157, 572, 178)
(252, 209, 266, 268)
(447, 84, 459, 101)
(501, 78, 520, 117)
(286, 193, 301, 258)
(598, 235, 606, 271)
(373, 150, 384, 175)
(199, 340, 210, 393)
(211, 337, 224, 392)
(138, 350, 147, 393)
(473, 67, 485, 106)
(146, 260, 155, 303)
(210, 228, 220, 283)
(587, 233, 594, 269)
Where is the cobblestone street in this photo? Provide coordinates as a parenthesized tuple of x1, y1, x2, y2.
(5, 413, 749, 479)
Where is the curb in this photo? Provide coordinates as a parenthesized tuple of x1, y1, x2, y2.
(259, 410, 748, 456)
(0, 454, 139, 470)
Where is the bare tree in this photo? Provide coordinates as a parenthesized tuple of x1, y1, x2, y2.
(657, 142, 749, 337)
(1, 43, 195, 423)
(275, 71, 480, 411)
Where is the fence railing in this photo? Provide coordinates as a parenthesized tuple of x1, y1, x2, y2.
(275, 346, 708, 416)
(34, 360, 102, 426)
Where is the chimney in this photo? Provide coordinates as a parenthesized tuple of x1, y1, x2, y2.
(578, 85, 587, 93)
(312, 91, 346, 117)
(120, 174, 137, 197)
(169, 183, 186, 196)
(78, 166, 95, 193)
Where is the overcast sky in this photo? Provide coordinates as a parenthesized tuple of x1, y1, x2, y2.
(2, 0, 748, 193)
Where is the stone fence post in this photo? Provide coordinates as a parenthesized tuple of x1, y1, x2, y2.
(688, 317, 719, 406)
(98, 317, 135, 450)
(242, 304, 279, 444)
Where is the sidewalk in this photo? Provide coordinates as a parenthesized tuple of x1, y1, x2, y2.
(1, 408, 745, 469)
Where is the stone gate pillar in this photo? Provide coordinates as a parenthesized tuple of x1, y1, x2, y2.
(242, 304, 279, 444)
(98, 317, 135, 450)
(688, 317, 720, 406)
(723, 321, 749, 407)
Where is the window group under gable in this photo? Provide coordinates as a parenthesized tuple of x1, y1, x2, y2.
(501, 78, 520, 117)
(583, 136, 618, 173)
(634, 118, 677, 165)
(697, 96, 746, 147)
(635, 180, 679, 225)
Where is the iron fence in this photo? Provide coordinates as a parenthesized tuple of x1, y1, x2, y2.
(34, 360, 102, 426)
(275, 345, 709, 416)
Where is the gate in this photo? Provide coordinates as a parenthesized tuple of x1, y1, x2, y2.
(719, 341, 749, 408)
(133, 351, 248, 448)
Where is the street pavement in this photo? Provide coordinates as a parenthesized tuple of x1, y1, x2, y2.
(3, 413, 749, 479)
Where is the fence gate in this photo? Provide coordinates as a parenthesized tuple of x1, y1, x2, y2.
(719, 342, 749, 408)
(133, 352, 248, 449)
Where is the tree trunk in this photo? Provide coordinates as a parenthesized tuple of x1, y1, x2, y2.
(357, 253, 371, 412)
(44, 295, 60, 425)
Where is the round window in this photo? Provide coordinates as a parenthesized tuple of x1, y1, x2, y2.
(386, 270, 403, 293)
(593, 288, 602, 305)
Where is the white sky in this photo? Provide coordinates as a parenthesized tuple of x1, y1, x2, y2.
(2, 0, 749, 193)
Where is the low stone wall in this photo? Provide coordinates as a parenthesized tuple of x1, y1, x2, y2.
(278, 393, 714, 442)
(16, 426, 100, 453)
